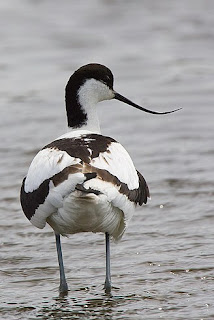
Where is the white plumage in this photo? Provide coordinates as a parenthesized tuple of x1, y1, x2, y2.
(23, 130, 141, 240)
(20, 63, 179, 294)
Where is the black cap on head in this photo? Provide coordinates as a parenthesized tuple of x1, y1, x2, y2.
(68, 63, 114, 90)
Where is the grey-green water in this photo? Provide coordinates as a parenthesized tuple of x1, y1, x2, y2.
(0, 1, 214, 319)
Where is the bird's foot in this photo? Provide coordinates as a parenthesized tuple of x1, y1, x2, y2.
(59, 280, 68, 297)
(104, 279, 112, 295)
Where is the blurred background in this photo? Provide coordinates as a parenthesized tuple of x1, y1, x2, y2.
(0, 1, 213, 319)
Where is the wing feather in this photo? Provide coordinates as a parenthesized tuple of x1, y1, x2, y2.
(21, 133, 149, 230)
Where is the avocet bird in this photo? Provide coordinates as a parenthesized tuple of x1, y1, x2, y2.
(20, 63, 180, 294)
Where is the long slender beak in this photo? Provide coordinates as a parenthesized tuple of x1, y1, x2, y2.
(114, 92, 181, 115)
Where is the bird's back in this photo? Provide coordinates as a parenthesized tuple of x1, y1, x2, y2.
(20, 130, 149, 240)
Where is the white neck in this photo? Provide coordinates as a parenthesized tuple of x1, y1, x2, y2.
(75, 100, 101, 133)
(68, 109, 101, 133)
(68, 78, 114, 133)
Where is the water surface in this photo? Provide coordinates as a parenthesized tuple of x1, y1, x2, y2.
(0, 1, 214, 319)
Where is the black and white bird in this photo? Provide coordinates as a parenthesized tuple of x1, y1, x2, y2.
(20, 63, 180, 294)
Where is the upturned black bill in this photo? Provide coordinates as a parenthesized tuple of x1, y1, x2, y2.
(114, 92, 181, 115)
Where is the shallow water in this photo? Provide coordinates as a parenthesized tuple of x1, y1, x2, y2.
(0, 0, 214, 319)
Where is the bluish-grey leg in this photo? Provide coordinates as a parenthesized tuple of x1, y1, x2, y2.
(104, 232, 112, 294)
(55, 233, 68, 295)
